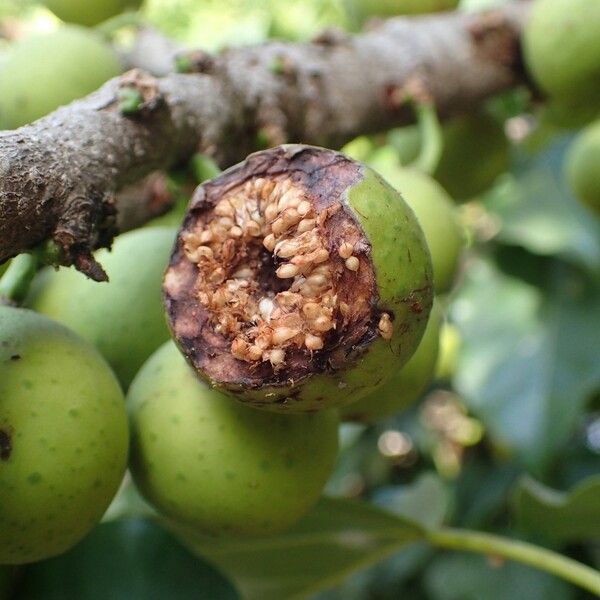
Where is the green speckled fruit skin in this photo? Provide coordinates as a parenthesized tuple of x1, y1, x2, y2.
(0, 26, 121, 129)
(351, 0, 458, 19)
(376, 167, 464, 293)
(43, 0, 142, 27)
(566, 120, 600, 214)
(230, 163, 432, 411)
(127, 342, 339, 536)
(341, 300, 441, 422)
(523, 0, 600, 102)
(0, 306, 128, 565)
(28, 227, 175, 388)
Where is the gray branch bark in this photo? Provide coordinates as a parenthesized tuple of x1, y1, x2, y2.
(0, 2, 530, 278)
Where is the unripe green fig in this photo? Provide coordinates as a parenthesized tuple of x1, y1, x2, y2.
(164, 145, 433, 412)
(341, 300, 441, 422)
(0, 306, 128, 565)
(16, 519, 238, 599)
(28, 227, 175, 388)
(523, 0, 600, 103)
(349, 0, 459, 21)
(43, 0, 143, 27)
(435, 321, 461, 381)
(375, 166, 465, 293)
(565, 120, 600, 214)
(0, 26, 121, 129)
(389, 112, 510, 200)
(128, 342, 339, 536)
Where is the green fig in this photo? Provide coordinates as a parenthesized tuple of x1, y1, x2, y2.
(127, 342, 339, 536)
(341, 300, 441, 422)
(0, 306, 128, 565)
(523, 0, 600, 103)
(43, 0, 143, 27)
(0, 26, 121, 130)
(389, 112, 510, 200)
(164, 145, 433, 412)
(565, 119, 600, 214)
(374, 166, 465, 293)
(28, 227, 176, 388)
(349, 0, 459, 21)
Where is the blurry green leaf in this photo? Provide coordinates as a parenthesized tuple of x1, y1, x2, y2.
(513, 475, 600, 542)
(168, 496, 423, 600)
(16, 519, 238, 599)
(453, 257, 600, 470)
(373, 473, 449, 530)
(424, 551, 574, 600)
(485, 135, 600, 274)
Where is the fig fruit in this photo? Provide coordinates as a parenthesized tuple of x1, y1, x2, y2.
(389, 112, 509, 200)
(0, 306, 128, 565)
(374, 166, 464, 293)
(28, 227, 175, 388)
(164, 145, 433, 412)
(0, 26, 121, 130)
(43, 0, 143, 27)
(350, 0, 459, 20)
(341, 300, 441, 422)
(127, 342, 339, 536)
(565, 119, 600, 214)
(523, 0, 600, 103)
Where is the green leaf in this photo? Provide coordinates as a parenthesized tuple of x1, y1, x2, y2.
(513, 475, 600, 542)
(424, 551, 574, 600)
(167, 496, 423, 600)
(453, 257, 600, 470)
(16, 519, 238, 600)
(484, 135, 600, 274)
(373, 473, 449, 530)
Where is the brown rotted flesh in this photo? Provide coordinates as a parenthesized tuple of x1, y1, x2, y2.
(164, 146, 389, 389)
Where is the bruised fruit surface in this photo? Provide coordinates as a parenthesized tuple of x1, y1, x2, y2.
(375, 167, 464, 293)
(341, 300, 441, 422)
(523, 0, 600, 102)
(164, 145, 433, 412)
(28, 227, 175, 388)
(127, 342, 339, 536)
(43, 0, 143, 27)
(0, 306, 128, 565)
(565, 119, 600, 214)
(0, 26, 121, 129)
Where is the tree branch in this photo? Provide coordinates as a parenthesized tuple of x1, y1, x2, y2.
(0, 2, 530, 277)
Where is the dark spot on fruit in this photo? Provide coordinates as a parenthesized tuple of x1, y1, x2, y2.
(410, 301, 423, 313)
(0, 429, 12, 460)
(10, 354, 21, 361)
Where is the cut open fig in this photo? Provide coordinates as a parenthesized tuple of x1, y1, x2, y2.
(164, 145, 433, 412)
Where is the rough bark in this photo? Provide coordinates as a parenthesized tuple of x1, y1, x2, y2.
(0, 3, 530, 278)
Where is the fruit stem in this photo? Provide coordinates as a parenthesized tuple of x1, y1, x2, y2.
(410, 101, 443, 176)
(0, 253, 39, 306)
(426, 527, 600, 596)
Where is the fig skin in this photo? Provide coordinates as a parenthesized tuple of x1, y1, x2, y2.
(341, 300, 441, 423)
(0, 306, 128, 565)
(43, 0, 143, 27)
(375, 166, 464, 293)
(165, 145, 433, 412)
(28, 227, 175, 388)
(0, 26, 121, 129)
(565, 119, 600, 214)
(350, 0, 458, 20)
(523, 0, 600, 103)
(390, 112, 509, 201)
(127, 342, 339, 537)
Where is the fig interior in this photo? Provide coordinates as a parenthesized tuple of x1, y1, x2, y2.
(170, 175, 393, 386)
